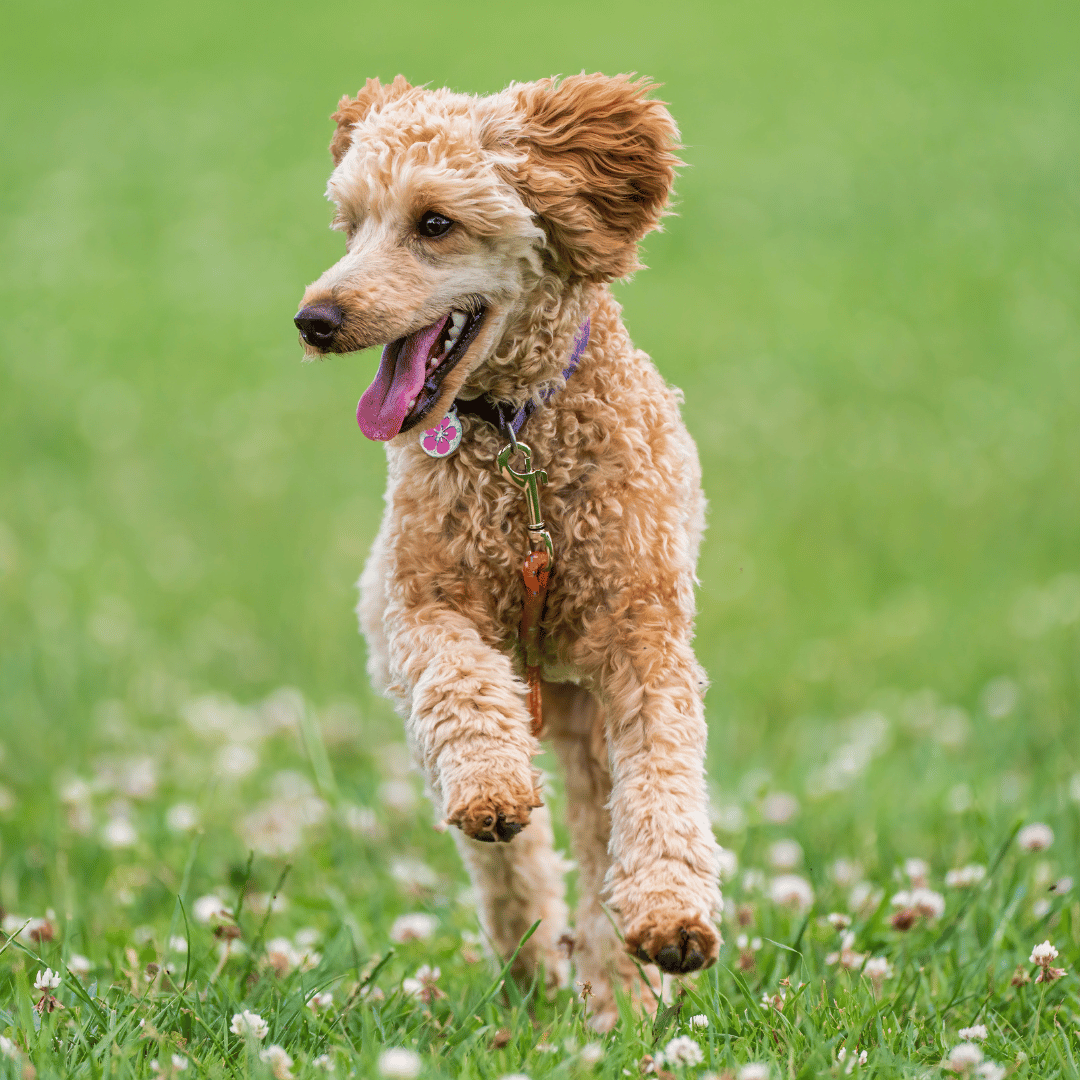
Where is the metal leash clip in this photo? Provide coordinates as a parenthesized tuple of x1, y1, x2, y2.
(496, 441, 554, 565)
(497, 440, 553, 737)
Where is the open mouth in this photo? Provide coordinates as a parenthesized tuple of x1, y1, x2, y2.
(356, 306, 486, 441)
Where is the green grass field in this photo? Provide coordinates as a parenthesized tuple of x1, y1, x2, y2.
(2, 0, 1080, 1075)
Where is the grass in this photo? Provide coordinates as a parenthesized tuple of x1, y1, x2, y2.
(1, 0, 1080, 1075)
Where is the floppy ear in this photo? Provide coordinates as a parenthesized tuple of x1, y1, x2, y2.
(329, 75, 413, 164)
(509, 73, 681, 281)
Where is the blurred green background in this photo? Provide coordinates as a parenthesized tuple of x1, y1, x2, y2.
(1, 0, 1079, 863)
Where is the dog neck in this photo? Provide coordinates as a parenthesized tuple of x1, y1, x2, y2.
(455, 318, 590, 440)
(457, 276, 595, 407)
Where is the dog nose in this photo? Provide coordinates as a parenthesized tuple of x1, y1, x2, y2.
(294, 303, 344, 348)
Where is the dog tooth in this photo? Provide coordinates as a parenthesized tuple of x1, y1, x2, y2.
(442, 339, 453, 354)
(450, 311, 466, 331)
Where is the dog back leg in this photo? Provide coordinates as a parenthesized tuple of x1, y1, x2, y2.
(546, 682, 661, 1032)
(453, 800, 569, 994)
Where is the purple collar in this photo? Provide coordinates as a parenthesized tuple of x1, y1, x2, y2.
(455, 318, 590, 440)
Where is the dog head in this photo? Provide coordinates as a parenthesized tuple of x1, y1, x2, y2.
(294, 74, 679, 442)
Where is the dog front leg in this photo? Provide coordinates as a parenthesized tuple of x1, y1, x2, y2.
(583, 609, 722, 975)
(388, 610, 542, 842)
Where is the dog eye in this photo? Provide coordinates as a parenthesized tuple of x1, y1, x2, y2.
(417, 212, 453, 238)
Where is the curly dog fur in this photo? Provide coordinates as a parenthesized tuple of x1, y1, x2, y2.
(295, 73, 722, 1029)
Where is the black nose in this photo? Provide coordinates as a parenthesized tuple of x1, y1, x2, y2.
(294, 303, 344, 348)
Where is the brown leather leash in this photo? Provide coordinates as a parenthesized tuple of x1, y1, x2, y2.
(497, 441, 554, 738)
(451, 321, 590, 739)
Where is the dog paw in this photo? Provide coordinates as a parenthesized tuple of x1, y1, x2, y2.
(447, 790, 541, 843)
(625, 912, 719, 975)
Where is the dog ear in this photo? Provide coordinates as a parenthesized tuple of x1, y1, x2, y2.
(329, 75, 413, 164)
(509, 73, 680, 281)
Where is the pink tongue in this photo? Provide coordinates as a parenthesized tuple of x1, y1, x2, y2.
(356, 316, 450, 440)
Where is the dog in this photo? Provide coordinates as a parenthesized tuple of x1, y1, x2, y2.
(294, 73, 722, 1029)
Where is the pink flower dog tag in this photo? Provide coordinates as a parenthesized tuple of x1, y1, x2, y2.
(419, 405, 462, 458)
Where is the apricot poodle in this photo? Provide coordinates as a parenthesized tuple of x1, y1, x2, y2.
(294, 73, 722, 1029)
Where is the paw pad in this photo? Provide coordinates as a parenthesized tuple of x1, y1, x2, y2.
(628, 917, 719, 974)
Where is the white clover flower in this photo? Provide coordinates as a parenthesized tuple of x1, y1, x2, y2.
(312, 1054, 333, 1071)
(239, 803, 306, 857)
(849, 881, 883, 917)
(688, 1013, 709, 1028)
(294, 927, 320, 949)
(580, 1042, 604, 1064)
(171, 1055, 189, 1071)
(166, 803, 199, 833)
(265, 937, 300, 976)
(738, 1065, 770, 1080)
(34, 968, 61, 991)
(761, 791, 799, 824)
(269, 929, 320, 973)
(717, 847, 739, 881)
(827, 912, 852, 930)
(377, 1048, 422, 1078)
(946, 1042, 983, 1070)
(911, 888, 946, 920)
(945, 865, 987, 888)
(826, 930, 866, 971)
(904, 858, 930, 886)
(862, 957, 892, 987)
(230, 1010, 269, 1040)
(378, 780, 417, 813)
(259, 1045, 294, 1080)
(102, 817, 138, 849)
(402, 964, 443, 1004)
(389, 912, 437, 943)
(768, 874, 814, 911)
(342, 803, 381, 838)
(306, 991, 334, 1012)
(742, 869, 766, 893)
(830, 859, 863, 887)
(826, 928, 867, 971)
(768, 839, 803, 870)
(958, 1025, 988, 1041)
(982, 676, 1018, 718)
(0, 1036, 17, 1060)
(975, 1063, 1005, 1080)
(193, 895, 231, 924)
(15, 915, 55, 944)
(658, 1035, 704, 1067)
(169, 936, 188, 953)
(296, 946, 322, 972)
(710, 803, 747, 833)
(890, 887, 945, 925)
(390, 858, 438, 891)
(1030, 940, 1058, 965)
(215, 743, 259, 779)
(248, 892, 289, 916)
(67, 954, 92, 977)
(1017, 823, 1054, 852)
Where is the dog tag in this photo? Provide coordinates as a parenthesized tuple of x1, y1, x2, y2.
(419, 405, 462, 458)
